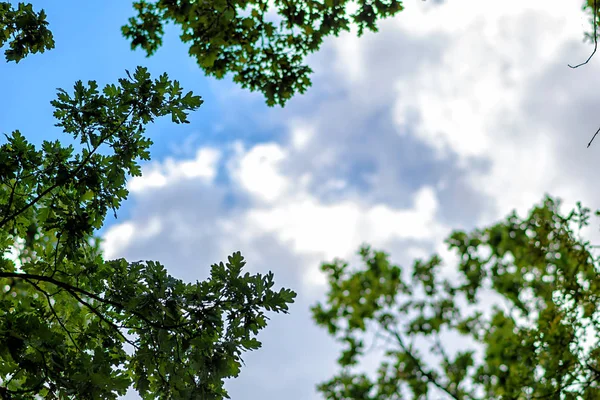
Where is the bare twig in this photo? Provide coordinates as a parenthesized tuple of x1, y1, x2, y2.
(569, 0, 598, 68)
(587, 125, 600, 147)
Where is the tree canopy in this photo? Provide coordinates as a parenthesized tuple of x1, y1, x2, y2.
(0, 66, 296, 399)
(312, 197, 600, 399)
(0, 1, 300, 399)
(0, 2, 54, 62)
(122, 0, 404, 106)
(1, 0, 406, 106)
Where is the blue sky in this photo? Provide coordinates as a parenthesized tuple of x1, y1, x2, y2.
(0, 0, 285, 222)
(4, 1, 600, 399)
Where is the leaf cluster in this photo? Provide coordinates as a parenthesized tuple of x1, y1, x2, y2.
(0, 2, 54, 62)
(122, 0, 405, 106)
(312, 196, 600, 399)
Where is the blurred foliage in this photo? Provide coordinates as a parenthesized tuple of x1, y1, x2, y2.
(584, 0, 600, 42)
(313, 197, 600, 399)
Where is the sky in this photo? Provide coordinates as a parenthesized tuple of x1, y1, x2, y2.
(3, 0, 600, 399)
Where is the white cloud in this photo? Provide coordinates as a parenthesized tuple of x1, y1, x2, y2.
(127, 147, 221, 193)
(309, 0, 600, 224)
(228, 142, 291, 204)
(241, 184, 445, 286)
(113, 135, 449, 288)
(384, 2, 588, 221)
(289, 120, 315, 150)
(102, 217, 162, 260)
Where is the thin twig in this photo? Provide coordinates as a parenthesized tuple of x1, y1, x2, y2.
(0, 271, 189, 330)
(25, 278, 81, 351)
(569, 0, 598, 68)
(587, 125, 600, 147)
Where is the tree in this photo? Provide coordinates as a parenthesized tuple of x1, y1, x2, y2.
(2, 1, 599, 399)
(0, 65, 296, 399)
(312, 197, 600, 399)
(0, 2, 297, 399)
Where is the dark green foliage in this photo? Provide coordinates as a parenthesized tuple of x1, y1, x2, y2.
(122, 0, 404, 106)
(0, 67, 296, 399)
(312, 197, 600, 399)
(0, 2, 54, 62)
(1, 0, 406, 106)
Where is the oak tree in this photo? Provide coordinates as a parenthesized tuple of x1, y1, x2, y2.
(0, 2, 297, 399)
(0, 66, 296, 399)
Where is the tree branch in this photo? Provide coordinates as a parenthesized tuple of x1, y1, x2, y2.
(24, 277, 81, 351)
(383, 325, 462, 400)
(0, 271, 190, 331)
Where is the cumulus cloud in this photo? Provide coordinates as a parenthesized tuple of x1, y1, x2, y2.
(126, 147, 221, 193)
(107, 134, 450, 399)
(108, 1, 600, 399)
